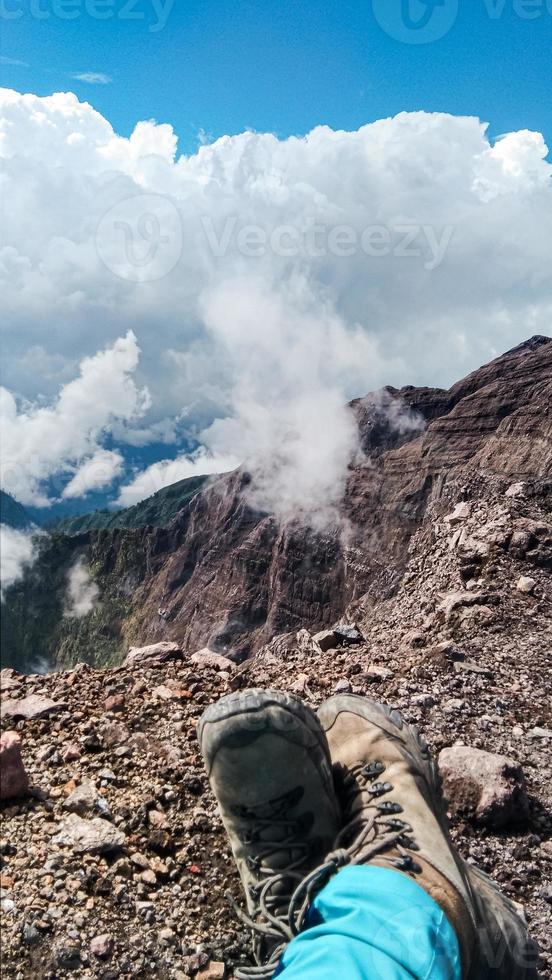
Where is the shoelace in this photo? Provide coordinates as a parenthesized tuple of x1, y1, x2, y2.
(232, 761, 421, 979)
(227, 803, 316, 979)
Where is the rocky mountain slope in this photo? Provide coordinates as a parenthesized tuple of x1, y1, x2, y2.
(1, 461, 551, 977)
(2, 335, 551, 673)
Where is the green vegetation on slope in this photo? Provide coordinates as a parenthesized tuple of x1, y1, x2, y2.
(0, 528, 149, 673)
(0, 490, 32, 529)
(55, 474, 210, 535)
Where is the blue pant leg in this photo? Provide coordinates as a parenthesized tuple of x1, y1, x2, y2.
(275, 866, 461, 980)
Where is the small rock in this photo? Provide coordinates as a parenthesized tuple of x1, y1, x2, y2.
(197, 962, 227, 979)
(104, 694, 125, 713)
(411, 693, 435, 709)
(312, 630, 337, 652)
(445, 501, 471, 524)
(443, 698, 466, 714)
(516, 576, 536, 594)
(0, 695, 68, 722)
(52, 814, 125, 855)
(90, 934, 114, 959)
(61, 743, 82, 763)
(22, 922, 41, 946)
(334, 679, 352, 694)
(366, 665, 394, 682)
(0, 668, 23, 692)
(54, 943, 82, 969)
(123, 641, 183, 669)
(529, 727, 552, 740)
(439, 745, 529, 829)
(190, 648, 235, 671)
(505, 482, 525, 498)
(62, 779, 98, 817)
(0, 731, 30, 800)
(453, 661, 493, 678)
(291, 673, 311, 695)
(333, 624, 364, 645)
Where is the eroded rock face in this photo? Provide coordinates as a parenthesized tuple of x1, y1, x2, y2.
(119, 337, 552, 659)
(438, 745, 529, 828)
(0, 731, 29, 800)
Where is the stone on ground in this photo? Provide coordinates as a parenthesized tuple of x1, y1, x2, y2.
(0, 731, 30, 800)
(123, 641, 183, 668)
(438, 745, 529, 828)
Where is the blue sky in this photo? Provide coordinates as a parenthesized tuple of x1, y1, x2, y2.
(2, 0, 551, 151)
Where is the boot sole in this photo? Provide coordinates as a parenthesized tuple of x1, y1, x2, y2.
(198, 688, 334, 774)
(318, 695, 538, 979)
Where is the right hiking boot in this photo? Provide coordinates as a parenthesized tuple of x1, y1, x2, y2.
(317, 695, 538, 979)
(198, 689, 341, 976)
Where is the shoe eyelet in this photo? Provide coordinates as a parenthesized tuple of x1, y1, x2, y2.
(383, 818, 408, 832)
(377, 801, 403, 815)
(369, 781, 393, 798)
(241, 828, 260, 845)
(393, 855, 419, 872)
(362, 762, 385, 779)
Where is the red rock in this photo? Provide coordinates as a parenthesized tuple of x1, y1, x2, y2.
(197, 962, 226, 979)
(90, 934, 114, 959)
(61, 743, 82, 762)
(104, 694, 125, 712)
(0, 731, 29, 800)
(438, 745, 529, 829)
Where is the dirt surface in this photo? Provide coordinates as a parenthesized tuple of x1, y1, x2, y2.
(1, 471, 551, 978)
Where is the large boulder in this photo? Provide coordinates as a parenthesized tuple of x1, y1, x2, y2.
(0, 731, 30, 800)
(438, 745, 529, 829)
(0, 694, 68, 722)
(123, 641, 183, 669)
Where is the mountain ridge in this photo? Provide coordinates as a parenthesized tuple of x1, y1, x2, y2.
(1, 336, 550, 672)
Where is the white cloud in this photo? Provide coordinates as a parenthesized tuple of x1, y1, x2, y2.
(0, 525, 36, 594)
(71, 72, 112, 85)
(0, 56, 29, 67)
(65, 557, 99, 617)
(117, 448, 239, 507)
(1, 89, 551, 521)
(0, 331, 149, 506)
(62, 449, 124, 499)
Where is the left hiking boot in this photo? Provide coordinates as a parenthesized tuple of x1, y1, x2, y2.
(316, 694, 538, 980)
(198, 689, 341, 978)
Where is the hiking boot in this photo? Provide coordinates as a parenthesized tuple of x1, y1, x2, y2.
(317, 695, 538, 979)
(198, 689, 341, 977)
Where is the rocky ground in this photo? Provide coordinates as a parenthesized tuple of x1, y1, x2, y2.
(1, 474, 551, 978)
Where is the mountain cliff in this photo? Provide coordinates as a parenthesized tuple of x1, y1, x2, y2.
(2, 336, 550, 672)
